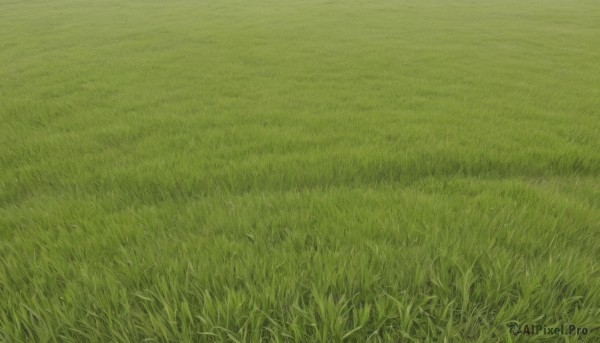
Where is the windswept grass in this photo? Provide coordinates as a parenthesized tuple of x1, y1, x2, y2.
(1, 0, 599, 341)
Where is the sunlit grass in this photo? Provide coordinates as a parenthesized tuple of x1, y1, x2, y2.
(1, 0, 599, 341)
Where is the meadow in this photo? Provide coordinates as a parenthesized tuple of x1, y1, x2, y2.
(1, 0, 599, 341)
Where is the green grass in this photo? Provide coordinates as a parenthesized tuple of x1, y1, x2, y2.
(1, 0, 600, 341)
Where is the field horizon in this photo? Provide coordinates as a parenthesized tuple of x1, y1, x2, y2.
(1, 0, 599, 341)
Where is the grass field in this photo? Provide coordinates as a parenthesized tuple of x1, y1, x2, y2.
(1, 0, 600, 341)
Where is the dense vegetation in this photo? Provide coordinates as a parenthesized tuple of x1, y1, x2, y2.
(1, 0, 599, 341)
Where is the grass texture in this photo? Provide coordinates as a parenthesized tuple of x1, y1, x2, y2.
(1, 0, 599, 341)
